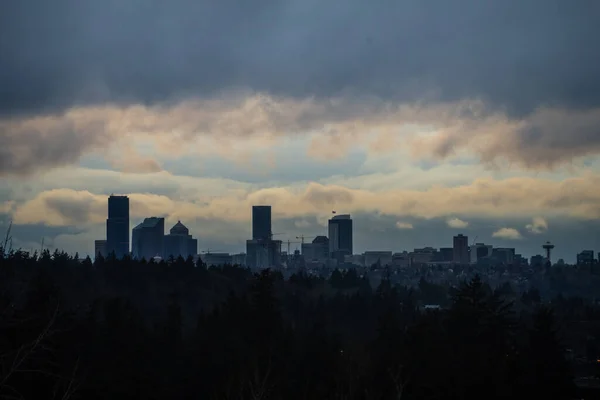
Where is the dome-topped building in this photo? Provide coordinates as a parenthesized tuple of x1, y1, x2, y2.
(164, 220, 198, 260)
(170, 220, 189, 236)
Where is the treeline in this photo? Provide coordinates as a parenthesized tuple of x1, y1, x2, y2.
(0, 249, 589, 399)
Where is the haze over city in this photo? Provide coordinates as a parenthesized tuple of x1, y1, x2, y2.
(2, 0, 600, 263)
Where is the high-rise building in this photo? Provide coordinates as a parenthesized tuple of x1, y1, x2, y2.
(94, 240, 107, 258)
(132, 217, 165, 260)
(106, 195, 129, 259)
(453, 234, 469, 264)
(246, 239, 281, 269)
(163, 221, 198, 259)
(328, 214, 353, 262)
(252, 205, 272, 240)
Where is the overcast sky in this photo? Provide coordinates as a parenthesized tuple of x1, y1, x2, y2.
(1, 0, 600, 262)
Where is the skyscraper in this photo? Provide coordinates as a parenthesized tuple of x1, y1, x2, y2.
(328, 214, 353, 262)
(252, 205, 272, 240)
(106, 195, 129, 259)
(453, 234, 469, 264)
(132, 217, 165, 260)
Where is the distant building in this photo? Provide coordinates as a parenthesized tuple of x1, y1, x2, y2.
(410, 247, 436, 265)
(453, 234, 469, 264)
(438, 247, 454, 263)
(392, 252, 410, 268)
(577, 250, 595, 266)
(132, 217, 165, 260)
(530, 254, 545, 267)
(328, 214, 353, 262)
(364, 251, 393, 267)
(301, 236, 329, 262)
(202, 252, 233, 267)
(492, 248, 515, 264)
(246, 239, 281, 269)
(252, 206, 272, 240)
(163, 221, 198, 259)
(106, 195, 129, 258)
(470, 243, 493, 264)
(94, 240, 107, 258)
(231, 253, 246, 266)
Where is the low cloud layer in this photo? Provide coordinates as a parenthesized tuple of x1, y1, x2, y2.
(395, 221, 414, 230)
(2, 96, 600, 177)
(526, 217, 549, 234)
(7, 174, 600, 231)
(492, 228, 523, 241)
(447, 218, 469, 229)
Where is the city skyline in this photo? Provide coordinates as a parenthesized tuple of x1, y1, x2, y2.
(1, 0, 600, 263)
(89, 194, 576, 266)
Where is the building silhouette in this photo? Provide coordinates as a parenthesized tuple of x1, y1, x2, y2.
(453, 234, 469, 264)
(164, 221, 198, 259)
(328, 214, 353, 262)
(132, 217, 165, 260)
(246, 239, 281, 269)
(94, 240, 106, 258)
(106, 195, 129, 258)
(301, 235, 329, 262)
(246, 205, 282, 268)
(252, 206, 272, 240)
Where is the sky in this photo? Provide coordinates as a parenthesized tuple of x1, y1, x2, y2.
(1, 0, 600, 263)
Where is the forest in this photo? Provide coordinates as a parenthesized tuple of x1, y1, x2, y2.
(0, 249, 596, 399)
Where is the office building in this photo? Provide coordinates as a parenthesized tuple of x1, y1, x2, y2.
(132, 217, 165, 260)
(492, 248, 515, 264)
(201, 252, 233, 267)
(94, 240, 107, 258)
(163, 221, 198, 259)
(364, 251, 393, 267)
(231, 253, 247, 266)
(453, 234, 469, 264)
(301, 236, 329, 262)
(252, 206, 272, 240)
(409, 247, 437, 265)
(328, 214, 353, 262)
(470, 243, 493, 264)
(577, 250, 595, 266)
(246, 239, 282, 269)
(438, 247, 454, 263)
(106, 195, 130, 258)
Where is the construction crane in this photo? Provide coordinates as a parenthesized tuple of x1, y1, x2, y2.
(268, 232, 284, 240)
(296, 235, 317, 244)
(284, 240, 303, 254)
(2, 220, 12, 255)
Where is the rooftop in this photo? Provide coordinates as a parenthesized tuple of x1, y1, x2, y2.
(331, 214, 351, 220)
(133, 217, 164, 229)
(169, 220, 189, 235)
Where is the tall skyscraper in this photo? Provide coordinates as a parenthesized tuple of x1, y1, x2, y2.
(106, 195, 129, 259)
(453, 234, 469, 264)
(132, 217, 165, 260)
(164, 221, 198, 259)
(252, 205, 272, 240)
(328, 214, 353, 262)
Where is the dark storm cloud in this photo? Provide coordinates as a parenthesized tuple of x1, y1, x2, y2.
(1, 0, 599, 117)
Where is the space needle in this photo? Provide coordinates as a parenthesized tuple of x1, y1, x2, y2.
(542, 241, 555, 264)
